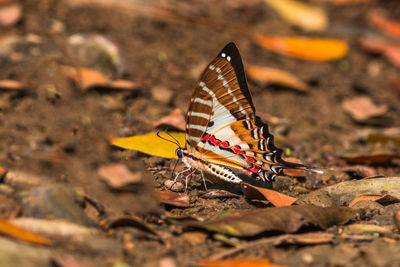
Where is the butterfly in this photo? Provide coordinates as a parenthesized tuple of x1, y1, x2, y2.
(174, 42, 322, 186)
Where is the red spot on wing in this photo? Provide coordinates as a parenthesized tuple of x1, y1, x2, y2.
(220, 141, 229, 148)
(248, 165, 260, 173)
(201, 134, 211, 142)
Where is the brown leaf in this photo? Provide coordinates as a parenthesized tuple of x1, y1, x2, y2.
(342, 96, 387, 123)
(98, 164, 142, 191)
(153, 109, 186, 131)
(349, 194, 400, 207)
(0, 218, 52, 245)
(159, 191, 189, 207)
(339, 165, 378, 178)
(359, 38, 400, 67)
(247, 65, 308, 92)
(194, 205, 356, 236)
(338, 152, 400, 164)
(241, 183, 297, 207)
(197, 258, 285, 267)
(314, 177, 400, 206)
(368, 11, 400, 39)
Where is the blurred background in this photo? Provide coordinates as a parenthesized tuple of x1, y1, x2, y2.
(0, 0, 400, 266)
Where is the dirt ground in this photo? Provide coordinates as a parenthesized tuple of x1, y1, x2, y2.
(1, 0, 400, 266)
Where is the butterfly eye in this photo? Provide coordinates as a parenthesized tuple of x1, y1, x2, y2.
(175, 148, 183, 158)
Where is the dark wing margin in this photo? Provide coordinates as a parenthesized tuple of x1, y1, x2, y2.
(218, 42, 255, 113)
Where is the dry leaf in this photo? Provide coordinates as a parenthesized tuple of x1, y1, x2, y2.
(247, 65, 308, 92)
(264, 0, 328, 32)
(241, 183, 297, 207)
(0, 80, 25, 91)
(98, 164, 142, 190)
(254, 34, 348, 61)
(338, 151, 400, 164)
(153, 109, 186, 131)
(0, 218, 52, 245)
(68, 67, 109, 90)
(198, 258, 285, 267)
(349, 194, 399, 207)
(313, 177, 400, 206)
(194, 205, 356, 236)
(112, 131, 186, 159)
(342, 96, 387, 122)
(368, 11, 400, 39)
(0, 3, 21, 27)
(159, 191, 189, 207)
(359, 38, 400, 67)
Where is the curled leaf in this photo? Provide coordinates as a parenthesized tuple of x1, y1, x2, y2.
(159, 191, 190, 208)
(241, 183, 297, 207)
(254, 33, 349, 61)
(264, 0, 328, 32)
(247, 65, 308, 92)
(98, 164, 142, 191)
(112, 132, 186, 159)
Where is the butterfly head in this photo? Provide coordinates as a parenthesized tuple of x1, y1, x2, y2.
(175, 148, 183, 159)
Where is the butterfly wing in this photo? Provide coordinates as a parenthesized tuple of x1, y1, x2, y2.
(185, 42, 318, 181)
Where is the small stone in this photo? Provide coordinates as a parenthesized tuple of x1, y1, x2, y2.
(0, 184, 14, 196)
(17, 184, 95, 226)
(164, 180, 184, 192)
(273, 176, 294, 191)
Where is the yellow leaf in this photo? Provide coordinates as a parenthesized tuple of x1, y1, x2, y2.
(264, 0, 328, 32)
(0, 218, 51, 246)
(111, 132, 186, 159)
(254, 33, 349, 61)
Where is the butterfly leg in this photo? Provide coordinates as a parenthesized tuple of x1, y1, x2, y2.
(169, 166, 191, 190)
(199, 170, 208, 191)
(184, 169, 196, 192)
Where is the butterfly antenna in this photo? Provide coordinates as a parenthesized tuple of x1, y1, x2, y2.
(156, 131, 181, 148)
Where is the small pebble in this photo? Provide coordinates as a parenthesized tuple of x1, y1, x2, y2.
(164, 180, 184, 192)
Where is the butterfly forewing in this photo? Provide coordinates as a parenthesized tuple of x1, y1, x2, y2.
(183, 42, 319, 182)
(186, 43, 255, 152)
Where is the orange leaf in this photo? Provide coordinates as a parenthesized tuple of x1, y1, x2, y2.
(254, 33, 348, 61)
(0, 218, 52, 245)
(349, 194, 400, 207)
(67, 67, 109, 90)
(368, 11, 400, 39)
(241, 183, 297, 207)
(197, 258, 286, 267)
(247, 65, 308, 92)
